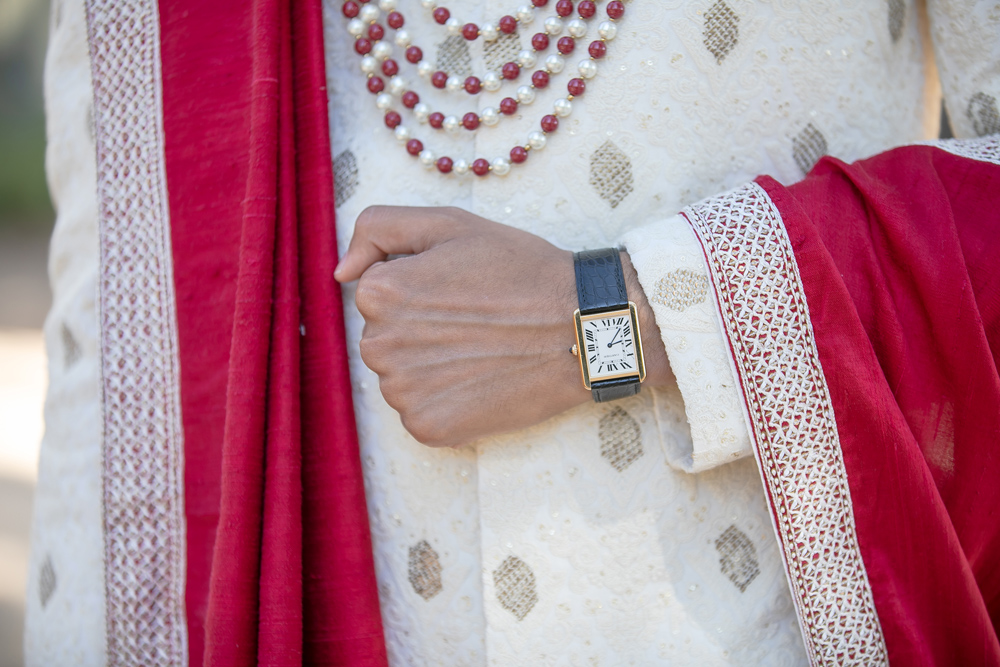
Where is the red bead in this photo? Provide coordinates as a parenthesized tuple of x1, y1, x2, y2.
(606, 0, 624, 19)
(462, 112, 480, 130)
(531, 70, 550, 88)
(499, 97, 519, 115)
(382, 59, 399, 76)
(431, 71, 448, 88)
(462, 23, 479, 40)
(433, 7, 450, 24)
(342, 1, 360, 18)
(531, 32, 549, 51)
(502, 62, 521, 79)
(567, 77, 586, 96)
(401, 91, 419, 108)
(464, 76, 482, 94)
(540, 114, 559, 132)
(498, 15, 517, 33)
(354, 38, 372, 55)
(531, 0, 548, 6)
(367, 76, 385, 93)
(555, 0, 574, 17)
(405, 46, 423, 63)
(384, 111, 401, 128)
(510, 146, 528, 163)
(436, 156, 454, 173)
(428, 112, 445, 128)
(577, 0, 596, 18)
(368, 23, 384, 40)
(557, 36, 575, 54)
(406, 139, 423, 156)
(472, 158, 491, 176)
(588, 40, 606, 58)
(387, 11, 404, 28)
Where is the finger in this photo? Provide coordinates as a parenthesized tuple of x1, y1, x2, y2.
(335, 206, 461, 282)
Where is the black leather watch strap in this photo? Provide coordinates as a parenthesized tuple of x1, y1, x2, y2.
(591, 376, 642, 403)
(574, 248, 628, 315)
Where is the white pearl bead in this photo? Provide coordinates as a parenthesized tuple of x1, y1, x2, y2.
(553, 98, 573, 117)
(446, 17, 462, 36)
(545, 54, 565, 73)
(481, 107, 499, 126)
(417, 61, 434, 77)
(578, 59, 598, 79)
(347, 19, 365, 36)
(394, 125, 410, 141)
(483, 72, 502, 92)
(517, 49, 537, 68)
(481, 23, 499, 41)
(360, 56, 378, 74)
(359, 4, 379, 23)
(527, 131, 547, 150)
(453, 159, 469, 175)
(420, 0, 436, 8)
(413, 102, 430, 122)
(377, 0, 396, 11)
(372, 41, 392, 61)
(544, 17, 563, 35)
(567, 18, 587, 38)
(419, 149, 436, 167)
(516, 85, 536, 104)
(516, 5, 535, 23)
(388, 75, 406, 95)
(394, 29, 411, 47)
(375, 93, 393, 110)
(491, 157, 511, 176)
(598, 21, 617, 41)
(443, 115, 460, 132)
(446, 76, 463, 92)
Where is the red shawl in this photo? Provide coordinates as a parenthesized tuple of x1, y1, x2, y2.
(84, 0, 999, 662)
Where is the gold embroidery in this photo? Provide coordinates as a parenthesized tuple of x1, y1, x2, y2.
(39, 553, 57, 608)
(703, 1, 740, 65)
(598, 406, 643, 472)
(333, 149, 359, 208)
(590, 141, 634, 209)
(482, 32, 522, 74)
(436, 35, 473, 79)
(408, 540, 443, 600)
(887, 0, 905, 43)
(493, 555, 538, 621)
(967, 92, 1000, 138)
(792, 123, 828, 175)
(715, 525, 760, 593)
(652, 269, 710, 311)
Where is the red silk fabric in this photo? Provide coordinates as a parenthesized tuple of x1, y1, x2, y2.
(761, 145, 1000, 664)
(158, 0, 387, 664)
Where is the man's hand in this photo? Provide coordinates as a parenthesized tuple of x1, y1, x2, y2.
(334, 206, 672, 448)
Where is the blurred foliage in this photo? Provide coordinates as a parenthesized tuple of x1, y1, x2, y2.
(0, 112, 51, 228)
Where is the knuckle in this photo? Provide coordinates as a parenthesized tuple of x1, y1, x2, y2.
(401, 412, 449, 448)
(355, 205, 386, 234)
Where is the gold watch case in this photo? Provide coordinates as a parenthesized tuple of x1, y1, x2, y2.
(573, 303, 646, 390)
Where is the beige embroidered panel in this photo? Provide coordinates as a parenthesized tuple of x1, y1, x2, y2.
(683, 183, 888, 665)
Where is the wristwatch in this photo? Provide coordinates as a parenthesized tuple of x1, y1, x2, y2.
(571, 248, 646, 402)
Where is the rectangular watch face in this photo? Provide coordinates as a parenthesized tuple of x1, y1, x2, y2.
(574, 306, 646, 388)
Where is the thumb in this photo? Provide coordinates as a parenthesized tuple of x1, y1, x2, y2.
(334, 206, 461, 282)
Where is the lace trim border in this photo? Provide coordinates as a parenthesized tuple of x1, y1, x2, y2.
(683, 183, 888, 666)
(86, 1, 188, 664)
(919, 133, 1000, 165)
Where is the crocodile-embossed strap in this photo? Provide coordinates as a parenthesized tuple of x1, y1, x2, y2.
(591, 376, 642, 403)
(574, 248, 628, 315)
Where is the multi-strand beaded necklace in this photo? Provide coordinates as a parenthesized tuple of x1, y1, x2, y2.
(342, 0, 627, 176)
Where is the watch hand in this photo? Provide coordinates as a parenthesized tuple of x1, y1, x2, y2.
(607, 328, 622, 347)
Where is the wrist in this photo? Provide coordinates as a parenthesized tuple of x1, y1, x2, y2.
(619, 250, 675, 389)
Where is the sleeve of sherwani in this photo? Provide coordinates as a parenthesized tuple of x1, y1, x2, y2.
(927, 0, 1000, 139)
(620, 218, 753, 473)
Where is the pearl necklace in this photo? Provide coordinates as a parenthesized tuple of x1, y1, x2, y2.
(343, 0, 626, 177)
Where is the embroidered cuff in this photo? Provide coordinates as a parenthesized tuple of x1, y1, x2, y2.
(621, 214, 751, 473)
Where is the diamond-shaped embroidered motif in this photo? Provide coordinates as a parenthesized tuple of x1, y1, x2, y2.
(590, 141, 634, 209)
(967, 92, 1000, 137)
(61, 322, 82, 369)
(494, 555, 538, 621)
(483, 32, 522, 74)
(703, 1, 740, 65)
(887, 0, 905, 42)
(791, 123, 828, 174)
(333, 149, 359, 208)
(599, 406, 643, 472)
(39, 553, 57, 607)
(653, 269, 710, 311)
(408, 540, 443, 600)
(436, 35, 473, 78)
(715, 525, 760, 593)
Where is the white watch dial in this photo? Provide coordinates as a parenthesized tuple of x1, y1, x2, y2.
(582, 313, 638, 381)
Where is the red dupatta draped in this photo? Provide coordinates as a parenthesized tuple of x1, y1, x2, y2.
(684, 138, 1000, 665)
